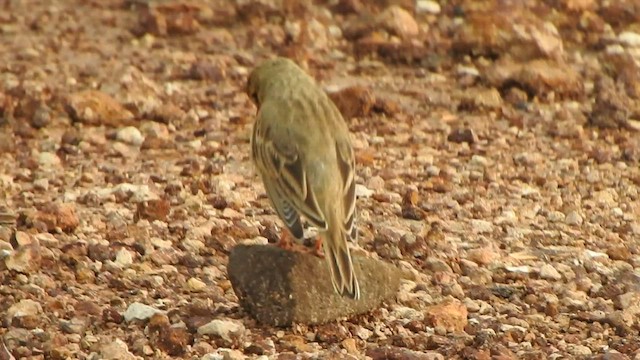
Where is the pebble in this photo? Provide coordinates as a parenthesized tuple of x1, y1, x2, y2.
(123, 302, 165, 322)
(186, 277, 207, 292)
(565, 211, 583, 226)
(470, 219, 493, 233)
(114, 248, 133, 268)
(539, 264, 562, 280)
(377, 5, 419, 40)
(6, 299, 43, 323)
(366, 176, 385, 191)
(116, 126, 145, 146)
(426, 165, 440, 176)
(355, 184, 374, 198)
(618, 31, 640, 47)
(99, 339, 137, 360)
(416, 0, 441, 14)
(197, 319, 245, 344)
(547, 211, 565, 222)
(38, 152, 62, 168)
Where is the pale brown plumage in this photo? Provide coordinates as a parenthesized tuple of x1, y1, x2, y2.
(246, 57, 360, 299)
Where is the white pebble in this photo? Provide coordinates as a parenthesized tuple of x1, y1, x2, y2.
(116, 126, 145, 146)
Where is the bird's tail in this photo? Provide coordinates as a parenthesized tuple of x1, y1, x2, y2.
(323, 225, 360, 300)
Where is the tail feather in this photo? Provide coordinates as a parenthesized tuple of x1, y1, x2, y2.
(324, 229, 360, 300)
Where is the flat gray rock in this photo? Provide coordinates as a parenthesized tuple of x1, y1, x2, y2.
(228, 244, 403, 326)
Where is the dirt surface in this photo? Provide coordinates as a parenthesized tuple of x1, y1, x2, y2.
(1, 0, 640, 359)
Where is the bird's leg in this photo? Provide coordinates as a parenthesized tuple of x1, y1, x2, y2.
(312, 236, 325, 258)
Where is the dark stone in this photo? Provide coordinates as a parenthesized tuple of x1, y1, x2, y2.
(228, 244, 403, 326)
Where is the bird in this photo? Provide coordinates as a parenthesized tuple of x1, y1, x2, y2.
(246, 57, 361, 300)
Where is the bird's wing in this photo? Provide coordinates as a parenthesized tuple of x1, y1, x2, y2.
(335, 137, 358, 241)
(252, 112, 328, 233)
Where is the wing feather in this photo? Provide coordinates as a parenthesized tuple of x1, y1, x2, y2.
(252, 112, 328, 232)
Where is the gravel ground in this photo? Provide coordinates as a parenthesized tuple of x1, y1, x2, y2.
(1, 0, 640, 359)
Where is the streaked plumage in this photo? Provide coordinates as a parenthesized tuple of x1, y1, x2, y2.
(246, 57, 360, 299)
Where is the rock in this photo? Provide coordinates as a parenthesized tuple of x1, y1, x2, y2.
(114, 248, 133, 268)
(116, 126, 145, 146)
(186, 277, 207, 292)
(66, 90, 134, 126)
(565, 211, 583, 226)
(376, 5, 419, 40)
(135, 1, 205, 36)
(60, 317, 89, 334)
(367, 346, 445, 360)
(467, 248, 499, 266)
(37, 152, 61, 168)
(6, 299, 43, 324)
(453, 10, 564, 60)
(123, 302, 165, 322)
(424, 298, 468, 332)
(416, 0, 441, 14)
(147, 313, 191, 356)
(458, 87, 503, 110)
(589, 75, 640, 130)
(134, 199, 170, 222)
(197, 319, 245, 347)
(618, 31, 640, 47)
(228, 244, 403, 326)
(36, 202, 79, 233)
(447, 128, 478, 144)
(327, 85, 376, 119)
(485, 59, 584, 98)
(4, 238, 41, 274)
(99, 339, 138, 360)
(539, 264, 562, 280)
(4, 231, 41, 274)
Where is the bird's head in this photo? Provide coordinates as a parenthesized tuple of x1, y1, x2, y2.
(246, 57, 298, 108)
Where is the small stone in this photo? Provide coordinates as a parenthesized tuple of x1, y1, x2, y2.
(197, 319, 245, 346)
(5, 240, 41, 274)
(467, 248, 499, 266)
(539, 264, 562, 280)
(355, 184, 374, 198)
(416, 0, 441, 14)
(37, 152, 61, 168)
(186, 277, 207, 292)
(114, 248, 133, 268)
(135, 199, 170, 222)
(66, 90, 134, 126)
(376, 5, 419, 40)
(341, 338, 359, 355)
(116, 126, 145, 146)
(60, 317, 89, 334)
(565, 211, 583, 226)
(424, 299, 468, 333)
(470, 220, 493, 234)
(123, 302, 164, 322)
(147, 313, 191, 356)
(6, 299, 43, 324)
(618, 31, 640, 47)
(327, 85, 375, 120)
(36, 202, 79, 233)
(447, 128, 477, 144)
(367, 346, 445, 360)
(99, 339, 137, 360)
(568, 344, 592, 357)
(547, 211, 565, 222)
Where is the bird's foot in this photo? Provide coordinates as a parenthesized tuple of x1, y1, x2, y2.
(312, 237, 325, 258)
(276, 230, 294, 250)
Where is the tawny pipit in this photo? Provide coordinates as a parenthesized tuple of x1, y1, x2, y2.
(246, 57, 360, 299)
